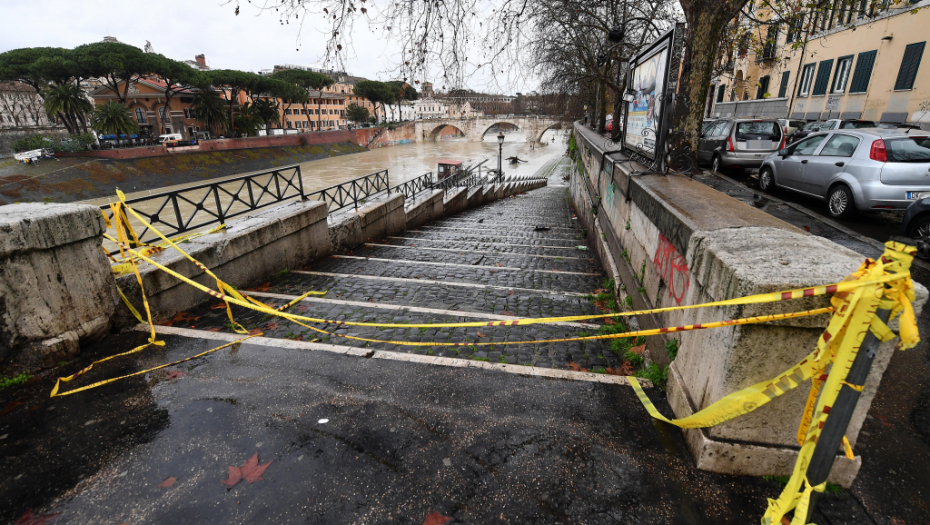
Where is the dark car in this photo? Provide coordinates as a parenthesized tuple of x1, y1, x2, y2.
(903, 197, 930, 259)
(788, 121, 824, 143)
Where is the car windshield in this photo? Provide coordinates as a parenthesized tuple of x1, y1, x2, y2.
(839, 121, 876, 129)
(803, 122, 821, 130)
(735, 121, 781, 141)
(885, 137, 930, 163)
(789, 120, 806, 128)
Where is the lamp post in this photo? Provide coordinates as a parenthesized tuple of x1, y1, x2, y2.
(497, 132, 505, 182)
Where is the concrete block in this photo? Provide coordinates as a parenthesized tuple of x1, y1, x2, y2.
(329, 213, 362, 254)
(443, 188, 468, 216)
(405, 189, 444, 230)
(0, 203, 117, 367)
(466, 187, 486, 209)
(116, 200, 331, 327)
(358, 194, 405, 243)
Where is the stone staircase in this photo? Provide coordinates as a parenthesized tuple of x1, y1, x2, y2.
(173, 159, 631, 372)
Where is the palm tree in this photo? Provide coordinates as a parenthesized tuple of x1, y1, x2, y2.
(90, 101, 139, 136)
(231, 102, 262, 137)
(253, 98, 281, 132)
(42, 83, 93, 134)
(191, 90, 228, 137)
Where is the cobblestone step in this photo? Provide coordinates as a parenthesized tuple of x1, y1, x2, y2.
(383, 236, 589, 254)
(350, 245, 600, 273)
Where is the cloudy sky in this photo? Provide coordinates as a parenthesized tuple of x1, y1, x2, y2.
(0, 0, 523, 93)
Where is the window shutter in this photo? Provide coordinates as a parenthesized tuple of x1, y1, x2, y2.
(812, 59, 834, 95)
(798, 65, 808, 96)
(717, 84, 726, 102)
(894, 42, 925, 91)
(778, 71, 791, 98)
(849, 50, 877, 93)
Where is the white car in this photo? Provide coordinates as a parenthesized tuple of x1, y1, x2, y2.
(157, 133, 183, 144)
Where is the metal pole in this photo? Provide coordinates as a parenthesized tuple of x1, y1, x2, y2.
(498, 142, 503, 182)
(803, 306, 892, 522)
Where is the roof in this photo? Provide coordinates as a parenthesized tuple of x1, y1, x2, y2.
(438, 160, 463, 165)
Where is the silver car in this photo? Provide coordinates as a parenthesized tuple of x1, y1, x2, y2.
(758, 129, 930, 218)
(699, 118, 784, 173)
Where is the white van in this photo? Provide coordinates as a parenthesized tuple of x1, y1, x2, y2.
(157, 133, 183, 144)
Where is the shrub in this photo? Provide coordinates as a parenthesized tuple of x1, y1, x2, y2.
(12, 132, 95, 153)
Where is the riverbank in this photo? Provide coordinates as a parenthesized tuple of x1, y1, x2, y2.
(0, 142, 366, 205)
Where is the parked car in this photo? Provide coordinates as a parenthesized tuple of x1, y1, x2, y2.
(702, 118, 717, 133)
(819, 118, 877, 131)
(698, 118, 784, 173)
(788, 121, 825, 143)
(758, 129, 930, 218)
(778, 119, 806, 140)
(902, 197, 930, 259)
(877, 122, 922, 131)
(157, 133, 183, 144)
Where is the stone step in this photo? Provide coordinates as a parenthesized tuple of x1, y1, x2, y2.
(383, 236, 590, 254)
(350, 245, 600, 273)
(369, 241, 595, 260)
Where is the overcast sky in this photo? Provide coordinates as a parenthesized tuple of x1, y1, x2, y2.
(0, 0, 527, 94)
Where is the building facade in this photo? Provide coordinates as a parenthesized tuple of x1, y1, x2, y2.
(707, 0, 930, 128)
(0, 82, 65, 130)
(89, 79, 203, 138)
(414, 97, 449, 119)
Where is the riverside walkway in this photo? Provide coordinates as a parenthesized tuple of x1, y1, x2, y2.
(0, 160, 880, 524)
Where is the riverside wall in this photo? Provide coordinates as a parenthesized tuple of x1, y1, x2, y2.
(570, 122, 927, 486)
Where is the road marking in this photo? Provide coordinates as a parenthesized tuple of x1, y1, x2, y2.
(138, 324, 642, 387)
(329, 255, 601, 276)
(243, 290, 599, 329)
(364, 243, 594, 261)
(403, 230, 581, 243)
(292, 270, 589, 297)
(387, 237, 585, 250)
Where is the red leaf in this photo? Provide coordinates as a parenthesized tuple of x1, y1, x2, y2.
(222, 452, 272, 488)
(500, 311, 515, 316)
(603, 318, 617, 325)
(262, 322, 280, 331)
(248, 282, 272, 292)
(508, 290, 515, 295)
(803, 225, 811, 232)
(248, 328, 263, 336)
(630, 343, 646, 355)
(207, 327, 222, 332)
(165, 371, 185, 380)
(423, 512, 452, 525)
(13, 510, 60, 525)
(158, 476, 177, 488)
(565, 362, 589, 373)
(159, 312, 200, 327)
(210, 303, 228, 310)
(495, 263, 504, 267)
(477, 332, 487, 338)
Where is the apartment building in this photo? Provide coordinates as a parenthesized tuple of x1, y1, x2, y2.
(707, 0, 930, 128)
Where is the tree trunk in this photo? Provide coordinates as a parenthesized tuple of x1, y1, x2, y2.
(56, 111, 75, 134)
(317, 96, 323, 131)
(597, 80, 608, 134)
(670, 2, 747, 170)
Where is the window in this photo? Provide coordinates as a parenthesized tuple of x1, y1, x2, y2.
(134, 107, 147, 124)
(762, 26, 779, 59)
(819, 134, 861, 156)
(789, 135, 827, 155)
(812, 59, 834, 95)
(287, 121, 292, 128)
(158, 106, 167, 121)
(736, 121, 781, 141)
(285, 109, 291, 115)
(184, 108, 192, 119)
(778, 71, 791, 98)
(717, 84, 727, 103)
(798, 64, 816, 96)
(756, 75, 770, 99)
(831, 56, 854, 93)
(884, 137, 930, 162)
(894, 42, 925, 91)
(849, 50, 877, 93)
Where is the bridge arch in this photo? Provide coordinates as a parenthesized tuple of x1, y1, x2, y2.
(478, 121, 521, 141)
(535, 123, 565, 144)
(428, 123, 466, 141)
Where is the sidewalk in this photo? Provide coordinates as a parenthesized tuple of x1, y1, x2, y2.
(0, 159, 899, 524)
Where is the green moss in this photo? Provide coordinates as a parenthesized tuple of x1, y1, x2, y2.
(0, 373, 32, 390)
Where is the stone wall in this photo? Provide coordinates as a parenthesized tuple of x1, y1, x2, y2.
(570, 122, 927, 486)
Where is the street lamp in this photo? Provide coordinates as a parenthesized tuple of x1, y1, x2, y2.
(497, 132, 505, 182)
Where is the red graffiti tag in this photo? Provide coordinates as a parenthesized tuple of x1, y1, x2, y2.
(653, 234, 691, 305)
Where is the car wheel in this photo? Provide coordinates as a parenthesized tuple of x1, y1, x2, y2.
(908, 216, 930, 260)
(712, 154, 722, 173)
(758, 167, 776, 192)
(827, 184, 855, 219)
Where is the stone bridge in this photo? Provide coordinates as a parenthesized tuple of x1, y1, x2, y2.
(414, 115, 565, 144)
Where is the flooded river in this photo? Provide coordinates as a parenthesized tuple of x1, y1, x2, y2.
(97, 129, 568, 250)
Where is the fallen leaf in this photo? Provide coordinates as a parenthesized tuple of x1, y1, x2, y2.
(2, 400, 25, 415)
(409, 244, 416, 247)
(565, 362, 589, 373)
(13, 510, 60, 525)
(477, 332, 487, 338)
(210, 303, 228, 310)
(604, 318, 617, 325)
(165, 371, 185, 380)
(158, 476, 177, 488)
(500, 311, 516, 316)
(803, 225, 811, 232)
(630, 343, 646, 355)
(222, 452, 273, 488)
(508, 290, 515, 296)
(207, 327, 222, 332)
(247, 282, 272, 292)
(594, 288, 607, 294)
(422, 512, 452, 525)
(262, 322, 280, 331)
(495, 263, 504, 267)
(874, 414, 895, 428)
(248, 328, 263, 336)
(159, 312, 200, 327)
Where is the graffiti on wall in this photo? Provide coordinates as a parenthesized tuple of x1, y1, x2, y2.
(653, 233, 690, 304)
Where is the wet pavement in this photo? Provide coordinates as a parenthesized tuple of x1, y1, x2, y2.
(1, 157, 926, 524)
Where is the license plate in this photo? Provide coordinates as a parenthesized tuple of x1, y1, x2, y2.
(907, 192, 929, 199)
(747, 140, 773, 150)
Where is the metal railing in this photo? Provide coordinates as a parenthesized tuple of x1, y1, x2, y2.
(307, 169, 389, 212)
(101, 165, 305, 249)
(390, 172, 434, 202)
